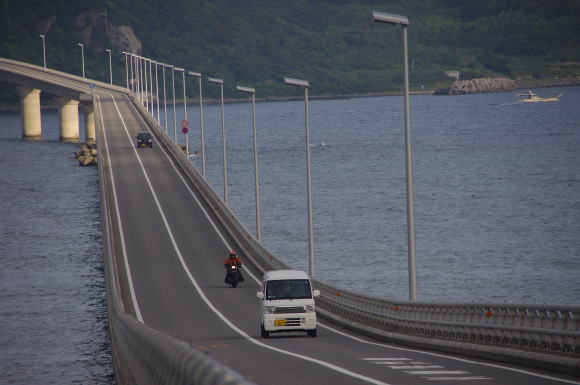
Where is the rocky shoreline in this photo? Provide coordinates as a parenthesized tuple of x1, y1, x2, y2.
(1, 78, 578, 112)
(434, 76, 580, 95)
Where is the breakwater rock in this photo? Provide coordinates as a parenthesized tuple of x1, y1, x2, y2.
(73, 140, 98, 166)
(434, 78, 517, 95)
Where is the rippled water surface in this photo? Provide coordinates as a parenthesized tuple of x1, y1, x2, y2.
(0, 112, 113, 384)
(1, 86, 579, 383)
(183, 86, 580, 304)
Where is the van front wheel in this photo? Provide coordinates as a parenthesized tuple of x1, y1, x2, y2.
(307, 329, 317, 337)
(261, 324, 270, 338)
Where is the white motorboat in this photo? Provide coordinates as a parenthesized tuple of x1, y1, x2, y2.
(519, 90, 561, 103)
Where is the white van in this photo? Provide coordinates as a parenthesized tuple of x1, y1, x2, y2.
(257, 270, 320, 338)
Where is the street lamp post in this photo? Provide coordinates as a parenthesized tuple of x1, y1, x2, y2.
(237, 85, 261, 241)
(39, 35, 46, 69)
(136, 55, 142, 97)
(122, 52, 129, 89)
(208, 77, 228, 205)
(162, 64, 168, 133)
(139, 56, 144, 101)
(149, 60, 155, 117)
(145, 58, 149, 108)
(284, 77, 315, 277)
(134, 56, 140, 97)
(136, 56, 142, 101)
(144, 58, 150, 112)
(78, 43, 85, 78)
(105, 49, 112, 84)
(140, 56, 145, 105)
(143, 57, 148, 109)
(189, 72, 206, 177)
(130, 54, 135, 93)
(372, 10, 417, 301)
(171, 65, 177, 142)
(175, 67, 188, 157)
(155, 62, 160, 124)
(149, 59, 154, 114)
(135, 55, 141, 96)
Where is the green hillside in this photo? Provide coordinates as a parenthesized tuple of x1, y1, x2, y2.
(1, 0, 580, 103)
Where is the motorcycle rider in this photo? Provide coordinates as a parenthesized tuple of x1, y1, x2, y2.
(224, 251, 244, 284)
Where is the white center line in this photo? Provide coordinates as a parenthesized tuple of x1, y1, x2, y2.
(423, 377, 493, 381)
(96, 95, 143, 322)
(404, 370, 470, 375)
(361, 358, 411, 361)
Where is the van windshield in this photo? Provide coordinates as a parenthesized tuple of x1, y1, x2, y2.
(266, 279, 312, 300)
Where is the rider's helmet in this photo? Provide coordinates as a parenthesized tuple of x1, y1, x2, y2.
(229, 251, 237, 258)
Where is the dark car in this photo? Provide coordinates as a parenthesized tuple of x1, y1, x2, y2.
(136, 132, 153, 148)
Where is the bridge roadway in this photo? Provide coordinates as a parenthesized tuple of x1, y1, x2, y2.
(2, 60, 578, 385)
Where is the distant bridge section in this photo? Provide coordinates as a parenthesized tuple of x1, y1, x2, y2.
(1, 58, 108, 141)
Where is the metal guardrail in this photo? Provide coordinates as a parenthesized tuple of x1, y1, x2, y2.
(316, 281, 580, 337)
(128, 95, 580, 375)
(315, 281, 580, 351)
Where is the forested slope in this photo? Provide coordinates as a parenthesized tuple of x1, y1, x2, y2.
(1, 0, 579, 102)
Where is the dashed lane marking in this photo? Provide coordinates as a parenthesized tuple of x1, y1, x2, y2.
(423, 377, 493, 381)
(334, 329, 580, 384)
(404, 370, 470, 375)
(360, 358, 494, 382)
(361, 358, 411, 361)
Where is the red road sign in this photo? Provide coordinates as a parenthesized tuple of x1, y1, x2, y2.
(182, 127, 188, 134)
(181, 119, 189, 128)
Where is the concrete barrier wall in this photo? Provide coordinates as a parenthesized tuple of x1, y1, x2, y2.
(314, 283, 580, 375)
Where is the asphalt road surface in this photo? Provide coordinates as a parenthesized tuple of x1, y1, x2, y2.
(94, 91, 579, 385)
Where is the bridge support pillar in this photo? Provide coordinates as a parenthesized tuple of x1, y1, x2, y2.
(16, 86, 42, 140)
(83, 103, 96, 142)
(56, 97, 80, 142)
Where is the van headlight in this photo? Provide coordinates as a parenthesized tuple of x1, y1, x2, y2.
(305, 305, 315, 312)
(264, 306, 275, 314)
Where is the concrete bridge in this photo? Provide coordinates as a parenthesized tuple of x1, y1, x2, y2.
(1, 58, 579, 385)
(0, 59, 98, 141)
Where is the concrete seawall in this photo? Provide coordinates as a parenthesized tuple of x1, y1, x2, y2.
(435, 76, 580, 95)
(434, 78, 516, 95)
